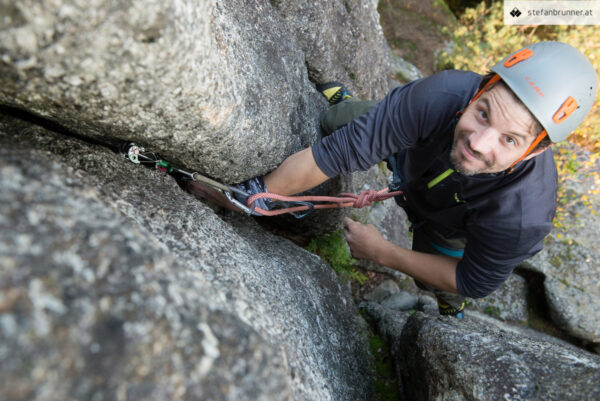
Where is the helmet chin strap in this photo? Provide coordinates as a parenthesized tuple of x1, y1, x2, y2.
(507, 130, 548, 173)
(457, 74, 502, 118)
(470, 74, 501, 105)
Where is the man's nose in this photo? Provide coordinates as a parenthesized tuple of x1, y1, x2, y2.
(469, 128, 498, 154)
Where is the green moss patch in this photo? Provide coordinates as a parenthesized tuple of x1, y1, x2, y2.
(305, 229, 368, 284)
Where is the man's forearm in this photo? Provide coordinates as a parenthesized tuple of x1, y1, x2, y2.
(264, 148, 330, 195)
(376, 240, 459, 293)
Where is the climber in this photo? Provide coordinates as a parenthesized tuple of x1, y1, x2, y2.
(187, 41, 597, 318)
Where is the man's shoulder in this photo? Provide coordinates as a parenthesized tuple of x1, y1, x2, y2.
(519, 149, 558, 205)
(474, 150, 557, 224)
(393, 70, 481, 98)
(390, 70, 483, 121)
(425, 70, 482, 96)
(512, 149, 558, 193)
(430, 69, 481, 81)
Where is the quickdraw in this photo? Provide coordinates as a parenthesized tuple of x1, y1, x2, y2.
(120, 142, 258, 215)
(120, 142, 402, 218)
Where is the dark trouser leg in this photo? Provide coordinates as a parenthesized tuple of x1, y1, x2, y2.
(411, 227, 466, 314)
(320, 99, 380, 135)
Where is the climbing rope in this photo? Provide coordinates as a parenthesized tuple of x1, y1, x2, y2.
(120, 142, 402, 218)
(246, 189, 401, 217)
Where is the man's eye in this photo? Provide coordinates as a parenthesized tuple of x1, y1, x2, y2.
(505, 136, 516, 145)
(478, 109, 488, 120)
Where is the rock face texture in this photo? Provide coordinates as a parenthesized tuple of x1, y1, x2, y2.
(0, 0, 391, 184)
(470, 274, 529, 322)
(272, 0, 392, 99)
(0, 115, 375, 401)
(524, 237, 600, 344)
(0, 148, 290, 401)
(2, 0, 600, 400)
(399, 312, 600, 401)
(0, 2, 394, 397)
(362, 297, 600, 401)
(521, 144, 600, 344)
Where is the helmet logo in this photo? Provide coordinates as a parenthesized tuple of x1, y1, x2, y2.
(524, 77, 545, 97)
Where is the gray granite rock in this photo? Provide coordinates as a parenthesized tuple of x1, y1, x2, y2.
(0, 135, 291, 401)
(390, 53, 424, 85)
(363, 280, 402, 303)
(399, 312, 600, 401)
(272, 0, 392, 100)
(0, 0, 393, 184)
(0, 114, 376, 401)
(363, 280, 418, 311)
(381, 292, 419, 311)
(520, 144, 600, 344)
(0, 0, 323, 183)
(0, 0, 401, 240)
(361, 301, 600, 401)
(523, 236, 600, 344)
(470, 274, 529, 322)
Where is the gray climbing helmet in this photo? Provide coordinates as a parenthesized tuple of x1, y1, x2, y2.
(490, 41, 598, 142)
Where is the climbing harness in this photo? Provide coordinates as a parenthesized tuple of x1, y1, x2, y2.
(120, 142, 402, 218)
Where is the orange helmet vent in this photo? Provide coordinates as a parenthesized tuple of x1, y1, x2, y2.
(504, 48, 534, 68)
(553, 96, 578, 124)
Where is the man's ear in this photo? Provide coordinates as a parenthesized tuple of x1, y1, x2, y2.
(523, 145, 550, 161)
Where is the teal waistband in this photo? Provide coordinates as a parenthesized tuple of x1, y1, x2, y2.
(428, 240, 464, 258)
(423, 233, 465, 258)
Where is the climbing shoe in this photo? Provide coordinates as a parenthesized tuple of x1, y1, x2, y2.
(316, 82, 353, 105)
(437, 300, 466, 319)
(231, 176, 273, 215)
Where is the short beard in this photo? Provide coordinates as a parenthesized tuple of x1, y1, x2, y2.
(450, 137, 494, 176)
(450, 148, 476, 176)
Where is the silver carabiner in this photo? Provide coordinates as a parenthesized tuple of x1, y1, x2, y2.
(224, 191, 256, 216)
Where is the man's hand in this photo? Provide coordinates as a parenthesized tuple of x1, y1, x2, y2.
(343, 217, 386, 262)
(344, 216, 459, 293)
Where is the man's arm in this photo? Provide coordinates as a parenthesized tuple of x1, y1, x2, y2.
(265, 74, 466, 197)
(343, 217, 459, 294)
(264, 148, 330, 195)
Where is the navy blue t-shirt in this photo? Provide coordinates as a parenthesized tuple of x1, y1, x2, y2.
(312, 70, 557, 298)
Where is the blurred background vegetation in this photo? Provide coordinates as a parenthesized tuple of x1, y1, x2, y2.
(435, 0, 600, 226)
(437, 1, 599, 151)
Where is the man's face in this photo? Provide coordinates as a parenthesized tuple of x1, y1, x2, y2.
(451, 84, 541, 175)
